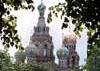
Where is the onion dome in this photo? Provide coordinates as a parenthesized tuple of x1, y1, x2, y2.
(15, 50, 26, 62)
(38, 2, 46, 17)
(63, 33, 78, 45)
(25, 44, 37, 58)
(57, 47, 69, 59)
(37, 2, 46, 28)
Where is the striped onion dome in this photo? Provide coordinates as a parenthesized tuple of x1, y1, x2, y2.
(57, 47, 69, 59)
(63, 33, 78, 45)
(15, 50, 26, 62)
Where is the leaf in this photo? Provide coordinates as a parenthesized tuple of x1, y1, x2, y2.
(72, 19, 76, 24)
(87, 30, 94, 37)
(47, 12, 52, 23)
(55, 13, 58, 17)
(75, 30, 81, 37)
(7, 11, 10, 15)
(61, 10, 65, 19)
(61, 23, 68, 29)
(64, 17, 69, 22)
(10, 42, 14, 46)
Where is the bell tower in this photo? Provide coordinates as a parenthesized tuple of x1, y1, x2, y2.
(26, 0, 55, 62)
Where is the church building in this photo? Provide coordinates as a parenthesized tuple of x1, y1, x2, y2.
(15, 1, 79, 71)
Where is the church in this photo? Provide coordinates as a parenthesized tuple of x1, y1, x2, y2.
(15, 1, 79, 71)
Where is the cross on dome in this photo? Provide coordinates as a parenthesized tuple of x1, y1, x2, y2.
(37, 0, 46, 27)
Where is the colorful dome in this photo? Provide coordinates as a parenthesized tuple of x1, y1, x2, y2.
(25, 44, 37, 58)
(57, 47, 69, 59)
(15, 50, 26, 62)
(63, 33, 78, 45)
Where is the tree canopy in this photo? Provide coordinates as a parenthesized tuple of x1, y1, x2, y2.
(47, 0, 100, 59)
(0, 49, 49, 71)
(0, 0, 34, 49)
(47, 0, 100, 71)
(0, 0, 100, 71)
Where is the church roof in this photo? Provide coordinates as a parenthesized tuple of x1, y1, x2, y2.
(15, 50, 26, 62)
(38, 2, 46, 12)
(63, 32, 78, 44)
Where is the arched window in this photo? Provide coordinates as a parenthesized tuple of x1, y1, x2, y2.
(36, 27, 39, 32)
(35, 44, 39, 47)
(72, 56, 75, 66)
(29, 50, 33, 57)
(37, 27, 41, 32)
(43, 27, 45, 32)
(43, 44, 48, 56)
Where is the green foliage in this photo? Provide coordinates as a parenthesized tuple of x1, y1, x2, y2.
(47, 12, 52, 23)
(85, 48, 100, 71)
(0, 0, 34, 49)
(47, 0, 100, 54)
(0, 50, 49, 71)
(47, 0, 100, 71)
(0, 50, 14, 71)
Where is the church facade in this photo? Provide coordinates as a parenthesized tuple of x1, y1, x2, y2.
(25, 2, 55, 62)
(15, 2, 79, 71)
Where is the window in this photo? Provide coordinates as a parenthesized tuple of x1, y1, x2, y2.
(37, 27, 40, 32)
(29, 50, 33, 57)
(43, 27, 45, 32)
(35, 44, 39, 47)
(72, 56, 75, 66)
(43, 45, 48, 56)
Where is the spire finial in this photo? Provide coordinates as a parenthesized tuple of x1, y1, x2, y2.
(38, 0, 46, 17)
(41, 0, 43, 4)
(68, 23, 71, 32)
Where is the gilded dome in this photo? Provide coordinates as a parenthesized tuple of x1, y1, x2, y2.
(15, 50, 26, 62)
(63, 33, 78, 45)
(57, 47, 69, 59)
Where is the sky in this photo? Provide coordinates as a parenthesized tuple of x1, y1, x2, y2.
(0, 0, 87, 66)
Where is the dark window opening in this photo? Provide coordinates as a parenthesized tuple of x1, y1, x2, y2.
(43, 45, 48, 57)
(72, 56, 75, 66)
